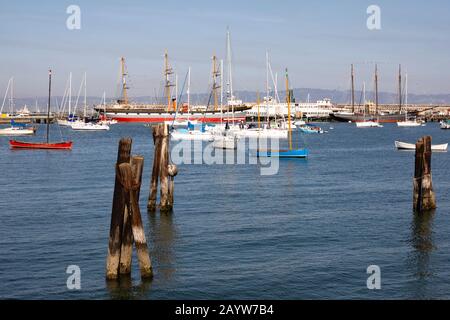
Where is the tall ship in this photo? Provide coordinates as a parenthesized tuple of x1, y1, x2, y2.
(331, 64, 406, 123)
(95, 31, 249, 123)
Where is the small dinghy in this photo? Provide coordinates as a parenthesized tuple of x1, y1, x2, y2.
(395, 141, 448, 152)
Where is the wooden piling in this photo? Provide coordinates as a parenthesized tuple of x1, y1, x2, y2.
(147, 123, 177, 214)
(106, 137, 132, 280)
(119, 156, 143, 275)
(148, 125, 163, 211)
(413, 136, 436, 212)
(118, 159, 153, 279)
(159, 124, 171, 212)
(129, 156, 153, 278)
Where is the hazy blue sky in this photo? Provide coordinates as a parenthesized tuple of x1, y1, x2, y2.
(1, 0, 450, 98)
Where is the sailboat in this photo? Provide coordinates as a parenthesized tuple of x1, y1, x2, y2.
(169, 60, 215, 142)
(98, 92, 118, 125)
(397, 73, 424, 127)
(234, 52, 288, 139)
(213, 58, 238, 149)
(257, 68, 308, 158)
(0, 120, 36, 136)
(0, 78, 37, 136)
(10, 70, 73, 150)
(70, 73, 110, 131)
(356, 75, 382, 128)
(56, 72, 77, 126)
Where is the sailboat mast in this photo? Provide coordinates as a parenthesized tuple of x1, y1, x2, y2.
(10, 77, 14, 114)
(266, 51, 270, 126)
(175, 74, 178, 113)
(398, 64, 402, 112)
(47, 69, 52, 143)
(69, 72, 72, 116)
(257, 91, 261, 129)
(84, 72, 87, 119)
(405, 72, 408, 119)
(374, 64, 378, 115)
(405, 73, 408, 108)
(226, 28, 233, 100)
(220, 60, 224, 124)
(363, 81, 366, 106)
(351, 64, 355, 113)
(363, 81, 366, 117)
(187, 67, 191, 118)
(286, 68, 292, 150)
(1, 78, 12, 114)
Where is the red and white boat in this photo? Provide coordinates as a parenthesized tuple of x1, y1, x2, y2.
(99, 108, 247, 123)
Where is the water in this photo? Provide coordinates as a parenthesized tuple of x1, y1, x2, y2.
(0, 122, 449, 299)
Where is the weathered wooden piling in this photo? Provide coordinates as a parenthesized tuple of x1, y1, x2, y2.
(159, 124, 171, 212)
(148, 124, 177, 213)
(106, 138, 132, 280)
(118, 157, 153, 278)
(413, 136, 436, 212)
(107, 138, 153, 280)
(148, 125, 163, 211)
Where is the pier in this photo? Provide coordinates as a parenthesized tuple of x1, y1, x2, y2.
(0, 113, 56, 124)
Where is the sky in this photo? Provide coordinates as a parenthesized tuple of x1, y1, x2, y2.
(1, 0, 450, 99)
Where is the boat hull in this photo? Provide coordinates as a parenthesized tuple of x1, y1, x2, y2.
(256, 149, 309, 158)
(356, 121, 383, 128)
(0, 128, 36, 136)
(331, 112, 405, 123)
(105, 112, 246, 124)
(395, 141, 448, 152)
(9, 140, 73, 150)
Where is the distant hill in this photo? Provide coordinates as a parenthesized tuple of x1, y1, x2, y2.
(7, 88, 450, 112)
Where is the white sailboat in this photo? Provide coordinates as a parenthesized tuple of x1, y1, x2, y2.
(57, 72, 76, 126)
(70, 73, 110, 131)
(397, 73, 424, 127)
(0, 79, 36, 136)
(213, 58, 238, 149)
(356, 81, 383, 128)
(98, 92, 118, 125)
(170, 65, 214, 141)
(235, 51, 288, 138)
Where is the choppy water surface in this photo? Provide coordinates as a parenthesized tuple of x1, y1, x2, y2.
(0, 122, 449, 299)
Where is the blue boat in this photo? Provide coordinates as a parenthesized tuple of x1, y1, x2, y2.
(256, 149, 309, 158)
(256, 68, 309, 159)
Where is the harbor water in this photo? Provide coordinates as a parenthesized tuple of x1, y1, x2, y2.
(0, 122, 449, 299)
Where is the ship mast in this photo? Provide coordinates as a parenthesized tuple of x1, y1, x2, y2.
(226, 28, 233, 102)
(286, 68, 292, 151)
(47, 70, 52, 143)
(164, 50, 175, 112)
(212, 55, 221, 112)
(120, 57, 129, 105)
(398, 64, 402, 112)
(266, 51, 270, 126)
(187, 67, 191, 120)
(220, 59, 224, 124)
(351, 64, 355, 114)
(374, 64, 379, 115)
